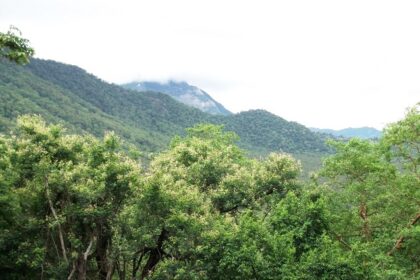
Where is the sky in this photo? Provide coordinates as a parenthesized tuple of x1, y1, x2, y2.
(1, 0, 419, 130)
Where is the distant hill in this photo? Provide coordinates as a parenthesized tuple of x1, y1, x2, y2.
(310, 127, 382, 139)
(122, 81, 231, 115)
(222, 110, 328, 154)
(0, 59, 329, 161)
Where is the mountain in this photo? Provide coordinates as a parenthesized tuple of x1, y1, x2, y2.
(310, 127, 382, 139)
(122, 81, 232, 115)
(0, 58, 329, 161)
(222, 110, 328, 154)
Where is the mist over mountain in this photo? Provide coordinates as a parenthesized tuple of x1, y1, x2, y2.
(122, 81, 232, 115)
(310, 127, 382, 139)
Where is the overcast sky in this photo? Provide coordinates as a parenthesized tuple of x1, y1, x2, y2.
(1, 0, 419, 129)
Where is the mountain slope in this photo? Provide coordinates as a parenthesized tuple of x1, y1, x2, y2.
(221, 110, 328, 154)
(0, 58, 329, 157)
(1, 60, 208, 151)
(310, 127, 382, 139)
(122, 81, 231, 115)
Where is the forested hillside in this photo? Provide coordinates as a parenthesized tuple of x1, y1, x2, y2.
(222, 110, 327, 154)
(0, 59, 329, 158)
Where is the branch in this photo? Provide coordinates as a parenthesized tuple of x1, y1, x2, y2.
(67, 262, 76, 280)
(220, 204, 240, 213)
(45, 176, 68, 263)
(332, 232, 352, 250)
(83, 236, 96, 261)
(132, 247, 151, 279)
(388, 212, 420, 256)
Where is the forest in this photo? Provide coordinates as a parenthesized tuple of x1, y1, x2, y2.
(0, 105, 418, 279)
(1, 26, 419, 279)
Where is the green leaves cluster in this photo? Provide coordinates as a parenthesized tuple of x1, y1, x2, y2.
(0, 26, 34, 65)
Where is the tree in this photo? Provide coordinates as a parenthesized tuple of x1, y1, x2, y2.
(320, 104, 420, 278)
(125, 124, 304, 279)
(381, 104, 419, 267)
(0, 115, 141, 279)
(0, 26, 34, 64)
(1, 110, 417, 279)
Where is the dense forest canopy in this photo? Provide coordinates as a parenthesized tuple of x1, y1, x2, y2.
(0, 104, 418, 279)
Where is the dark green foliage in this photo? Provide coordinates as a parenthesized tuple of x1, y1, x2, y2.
(221, 109, 328, 154)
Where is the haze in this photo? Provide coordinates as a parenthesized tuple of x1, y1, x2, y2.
(1, 0, 419, 129)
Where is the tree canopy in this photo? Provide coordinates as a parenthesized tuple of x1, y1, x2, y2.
(0, 26, 34, 64)
(0, 104, 418, 279)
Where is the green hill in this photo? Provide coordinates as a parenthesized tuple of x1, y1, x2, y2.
(0, 58, 329, 160)
(221, 110, 328, 154)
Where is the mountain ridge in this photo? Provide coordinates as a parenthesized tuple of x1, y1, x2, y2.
(310, 127, 382, 139)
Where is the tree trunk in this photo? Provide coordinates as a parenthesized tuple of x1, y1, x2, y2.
(140, 229, 168, 279)
(76, 255, 88, 280)
(96, 223, 112, 280)
(45, 176, 68, 263)
(70, 236, 95, 280)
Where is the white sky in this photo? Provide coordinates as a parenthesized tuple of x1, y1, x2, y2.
(1, 0, 419, 129)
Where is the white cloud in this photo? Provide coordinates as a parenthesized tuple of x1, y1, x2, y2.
(1, 0, 419, 129)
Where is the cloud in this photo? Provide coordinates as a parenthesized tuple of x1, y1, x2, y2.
(1, 0, 419, 129)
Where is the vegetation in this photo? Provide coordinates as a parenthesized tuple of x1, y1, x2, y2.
(0, 59, 329, 161)
(0, 26, 34, 65)
(0, 38, 417, 278)
(0, 104, 418, 279)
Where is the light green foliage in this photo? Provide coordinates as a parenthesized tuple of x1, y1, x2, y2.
(254, 153, 301, 198)
(321, 139, 397, 241)
(150, 124, 249, 212)
(0, 26, 34, 64)
(0, 115, 141, 279)
(320, 105, 420, 278)
(126, 124, 305, 279)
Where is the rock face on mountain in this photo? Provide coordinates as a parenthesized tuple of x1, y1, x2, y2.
(122, 81, 231, 115)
